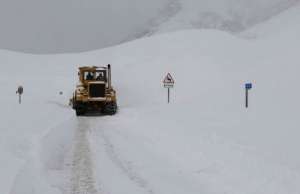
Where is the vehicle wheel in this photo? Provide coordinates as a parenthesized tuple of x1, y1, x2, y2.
(102, 102, 117, 115)
(76, 108, 85, 116)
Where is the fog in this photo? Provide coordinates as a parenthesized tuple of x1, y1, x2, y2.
(0, 0, 170, 53)
(0, 0, 298, 53)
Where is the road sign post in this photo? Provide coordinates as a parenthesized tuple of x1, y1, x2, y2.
(16, 86, 23, 104)
(245, 83, 252, 108)
(163, 73, 175, 104)
(245, 88, 248, 108)
(168, 87, 170, 103)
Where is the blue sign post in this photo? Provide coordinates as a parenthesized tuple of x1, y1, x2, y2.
(245, 83, 252, 108)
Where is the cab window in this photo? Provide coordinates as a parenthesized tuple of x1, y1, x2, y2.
(84, 72, 94, 80)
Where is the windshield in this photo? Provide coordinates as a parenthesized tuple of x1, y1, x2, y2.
(83, 70, 106, 81)
(84, 71, 95, 81)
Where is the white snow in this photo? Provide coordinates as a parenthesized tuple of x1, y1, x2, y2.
(155, 0, 300, 33)
(1, 3, 300, 194)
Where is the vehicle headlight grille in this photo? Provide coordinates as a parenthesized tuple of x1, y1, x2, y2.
(89, 84, 105, 98)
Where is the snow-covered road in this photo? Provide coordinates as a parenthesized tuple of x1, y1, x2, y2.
(69, 119, 98, 194)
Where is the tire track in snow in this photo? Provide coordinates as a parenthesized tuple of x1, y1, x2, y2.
(70, 119, 98, 194)
(99, 128, 155, 194)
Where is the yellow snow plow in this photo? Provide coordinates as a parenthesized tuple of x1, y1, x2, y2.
(71, 64, 117, 116)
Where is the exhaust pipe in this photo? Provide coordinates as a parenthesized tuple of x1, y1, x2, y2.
(108, 64, 112, 89)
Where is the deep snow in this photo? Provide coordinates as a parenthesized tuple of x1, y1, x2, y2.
(1, 3, 300, 194)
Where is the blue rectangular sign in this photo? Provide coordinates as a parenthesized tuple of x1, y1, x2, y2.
(245, 83, 252, 89)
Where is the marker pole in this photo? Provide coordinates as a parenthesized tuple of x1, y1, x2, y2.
(245, 88, 248, 108)
(168, 88, 170, 103)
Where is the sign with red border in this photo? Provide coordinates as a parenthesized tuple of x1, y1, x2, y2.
(163, 73, 175, 88)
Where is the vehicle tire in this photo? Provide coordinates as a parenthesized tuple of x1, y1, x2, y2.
(76, 108, 85, 116)
(102, 102, 117, 115)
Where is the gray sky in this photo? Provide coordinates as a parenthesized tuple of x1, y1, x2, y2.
(0, 0, 169, 53)
(0, 0, 298, 54)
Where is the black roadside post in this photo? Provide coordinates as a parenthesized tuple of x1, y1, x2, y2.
(245, 83, 252, 108)
(245, 88, 248, 108)
(16, 86, 24, 104)
(168, 87, 170, 103)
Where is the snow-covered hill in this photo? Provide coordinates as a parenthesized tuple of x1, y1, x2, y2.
(0, 0, 299, 53)
(155, 0, 300, 33)
(1, 3, 300, 194)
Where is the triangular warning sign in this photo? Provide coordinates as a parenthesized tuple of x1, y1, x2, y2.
(163, 73, 175, 84)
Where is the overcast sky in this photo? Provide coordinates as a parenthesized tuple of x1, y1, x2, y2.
(0, 0, 298, 54)
(0, 0, 169, 53)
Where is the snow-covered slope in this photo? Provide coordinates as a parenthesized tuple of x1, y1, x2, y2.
(155, 0, 300, 33)
(242, 3, 300, 39)
(1, 4, 300, 194)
